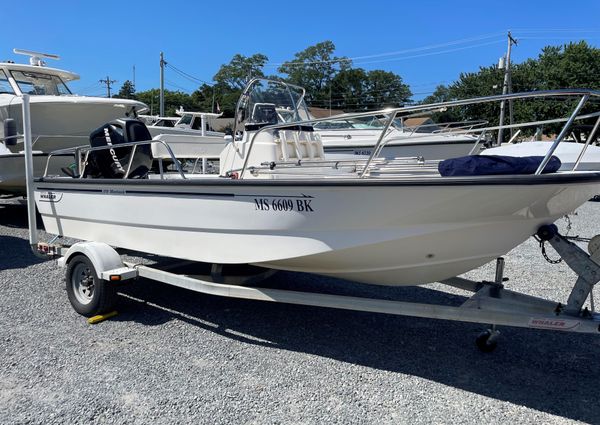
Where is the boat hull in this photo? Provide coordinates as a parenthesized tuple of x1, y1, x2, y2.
(318, 127, 480, 160)
(0, 96, 146, 195)
(1, 96, 146, 152)
(0, 153, 73, 196)
(34, 174, 600, 286)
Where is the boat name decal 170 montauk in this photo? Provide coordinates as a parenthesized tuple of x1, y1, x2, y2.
(254, 197, 314, 212)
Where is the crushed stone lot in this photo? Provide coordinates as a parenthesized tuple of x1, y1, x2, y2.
(1, 199, 600, 424)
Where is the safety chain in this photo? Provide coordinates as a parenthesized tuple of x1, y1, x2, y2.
(539, 240, 562, 264)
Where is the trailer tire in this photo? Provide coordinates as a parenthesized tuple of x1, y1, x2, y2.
(66, 255, 117, 317)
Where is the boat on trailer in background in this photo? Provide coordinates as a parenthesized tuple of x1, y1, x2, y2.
(24, 80, 600, 350)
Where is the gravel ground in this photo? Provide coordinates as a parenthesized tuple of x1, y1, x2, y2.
(1, 199, 600, 424)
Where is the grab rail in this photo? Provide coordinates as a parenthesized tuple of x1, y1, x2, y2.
(237, 89, 600, 178)
(44, 139, 186, 180)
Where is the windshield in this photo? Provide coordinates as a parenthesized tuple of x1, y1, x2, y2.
(10, 70, 71, 96)
(177, 114, 193, 126)
(0, 70, 15, 95)
(314, 116, 386, 130)
(235, 79, 310, 133)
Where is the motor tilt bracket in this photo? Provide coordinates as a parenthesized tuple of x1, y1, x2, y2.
(544, 230, 600, 315)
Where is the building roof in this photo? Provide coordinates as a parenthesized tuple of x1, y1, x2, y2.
(308, 107, 346, 119)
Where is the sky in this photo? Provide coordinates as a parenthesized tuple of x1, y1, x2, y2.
(3, 0, 600, 101)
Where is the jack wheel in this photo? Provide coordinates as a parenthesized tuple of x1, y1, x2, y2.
(475, 329, 499, 352)
(65, 255, 117, 317)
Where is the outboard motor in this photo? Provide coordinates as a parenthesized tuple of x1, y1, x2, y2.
(85, 119, 153, 178)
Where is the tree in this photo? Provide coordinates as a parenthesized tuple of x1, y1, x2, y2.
(423, 41, 600, 137)
(191, 82, 241, 117)
(278, 41, 351, 103)
(329, 68, 412, 111)
(213, 53, 269, 90)
(422, 85, 453, 105)
(135, 88, 195, 116)
(364, 70, 412, 109)
(329, 68, 368, 110)
(114, 80, 136, 99)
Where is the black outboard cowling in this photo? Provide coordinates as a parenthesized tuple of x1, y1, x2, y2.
(85, 119, 153, 178)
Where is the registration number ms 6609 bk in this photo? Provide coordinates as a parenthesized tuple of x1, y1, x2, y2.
(254, 197, 314, 212)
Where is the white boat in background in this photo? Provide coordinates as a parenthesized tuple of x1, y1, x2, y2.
(0, 49, 148, 196)
(483, 141, 600, 170)
(315, 115, 484, 160)
(33, 80, 600, 287)
(139, 115, 179, 127)
(145, 108, 224, 138)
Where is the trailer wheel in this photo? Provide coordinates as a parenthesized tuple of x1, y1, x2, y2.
(475, 330, 499, 353)
(65, 255, 116, 317)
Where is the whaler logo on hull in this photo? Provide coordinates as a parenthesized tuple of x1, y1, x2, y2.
(528, 318, 580, 330)
(39, 191, 62, 203)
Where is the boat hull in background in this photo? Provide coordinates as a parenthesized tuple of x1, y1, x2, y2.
(1, 96, 146, 152)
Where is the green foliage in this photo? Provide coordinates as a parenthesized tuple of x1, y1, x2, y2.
(327, 68, 411, 111)
(133, 40, 600, 125)
(114, 80, 136, 99)
(277, 41, 410, 111)
(364, 70, 412, 109)
(421, 41, 600, 138)
(213, 53, 268, 90)
(278, 41, 351, 104)
(135, 88, 197, 116)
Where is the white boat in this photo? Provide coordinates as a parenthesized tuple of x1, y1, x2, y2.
(138, 115, 179, 127)
(0, 49, 148, 196)
(315, 115, 484, 160)
(145, 108, 224, 138)
(33, 81, 600, 288)
(483, 141, 600, 170)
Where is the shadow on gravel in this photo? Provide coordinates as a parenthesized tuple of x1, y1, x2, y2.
(0, 202, 46, 269)
(0, 201, 44, 229)
(0, 236, 45, 269)
(115, 271, 600, 424)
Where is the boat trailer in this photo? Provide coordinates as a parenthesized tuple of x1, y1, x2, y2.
(31, 224, 600, 352)
(20, 95, 600, 352)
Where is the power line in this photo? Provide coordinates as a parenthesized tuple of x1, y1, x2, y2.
(511, 28, 600, 33)
(165, 78, 196, 92)
(518, 36, 600, 41)
(352, 40, 505, 66)
(166, 63, 213, 86)
(267, 32, 505, 67)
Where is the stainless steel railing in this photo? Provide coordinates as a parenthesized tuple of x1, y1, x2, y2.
(44, 139, 186, 180)
(237, 89, 600, 178)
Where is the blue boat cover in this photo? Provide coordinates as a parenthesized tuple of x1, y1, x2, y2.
(438, 155, 562, 177)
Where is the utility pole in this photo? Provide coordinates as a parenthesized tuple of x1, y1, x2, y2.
(99, 76, 117, 98)
(211, 86, 216, 114)
(497, 31, 518, 144)
(133, 65, 136, 89)
(160, 52, 166, 116)
(329, 85, 332, 116)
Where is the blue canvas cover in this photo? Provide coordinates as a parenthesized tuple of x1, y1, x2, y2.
(438, 155, 562, 177)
